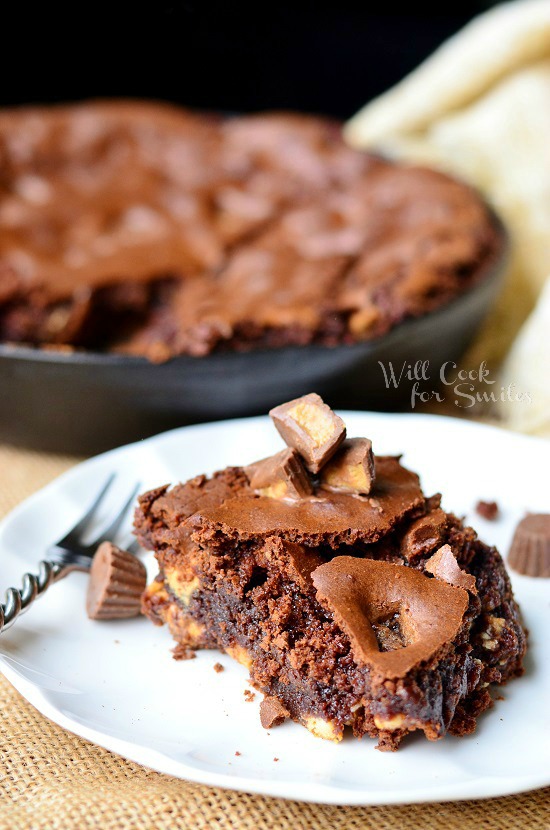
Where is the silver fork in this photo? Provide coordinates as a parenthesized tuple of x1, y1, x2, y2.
(0, 475, 141, 634)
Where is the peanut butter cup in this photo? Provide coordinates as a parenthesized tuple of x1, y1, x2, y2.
(86, 542, 147, 620)
(269, 393, 346, 473)
(320, 437, 375, 495)
(245, 448, 312, 500)
(508, 514, 550, 577)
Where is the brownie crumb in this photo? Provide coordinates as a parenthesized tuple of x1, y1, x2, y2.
(213, 662, 224, 673)
(476, 500, 500, 520)
(260, 696, 290, 728)
(172, 644, 196, 661)
(244, 689, 256, 702)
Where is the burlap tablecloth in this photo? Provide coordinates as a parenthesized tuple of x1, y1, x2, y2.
(0, 444, 548, 830)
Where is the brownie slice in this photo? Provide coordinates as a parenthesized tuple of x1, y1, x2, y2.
(137, 397, 526, 751)
(0, 102, 504, 360)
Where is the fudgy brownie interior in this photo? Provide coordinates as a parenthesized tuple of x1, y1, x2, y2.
(0, 101, 504, 360)
(137, 395, 526, 750)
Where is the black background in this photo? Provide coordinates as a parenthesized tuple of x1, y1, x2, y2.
(3, 1, 497, 117)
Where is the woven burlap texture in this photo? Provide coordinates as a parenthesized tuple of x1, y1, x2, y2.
(0, 445, 548, 830)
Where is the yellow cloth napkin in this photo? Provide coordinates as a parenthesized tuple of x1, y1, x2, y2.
(345, 0, 550, 436)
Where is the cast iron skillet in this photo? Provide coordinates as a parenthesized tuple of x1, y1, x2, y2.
(0, 222, 508, 456)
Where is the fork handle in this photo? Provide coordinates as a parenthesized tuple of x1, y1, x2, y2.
(0, 560, 68, 634)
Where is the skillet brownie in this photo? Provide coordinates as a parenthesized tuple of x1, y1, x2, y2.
(0, 101, 504, 360)
(137, 394, 526, 750)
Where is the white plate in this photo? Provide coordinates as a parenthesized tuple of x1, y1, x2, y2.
(0, 413, 548, 805)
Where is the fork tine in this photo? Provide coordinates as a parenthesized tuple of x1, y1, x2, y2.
(57, 473, 116, 546)
(88, 482, 141, 549)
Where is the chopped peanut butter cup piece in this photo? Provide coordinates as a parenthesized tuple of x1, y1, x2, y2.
(269, 393, 346, 473)
(260, 695, 290, 729)
(508, 514, 550, 577)
(425, 544, 477, 593)
(320, 437, 375, 495)
(312, 556, 468, 680)
(86, 541, 147, 620)
(245, 448, 313, 499)
(400, 508, 448, 561)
